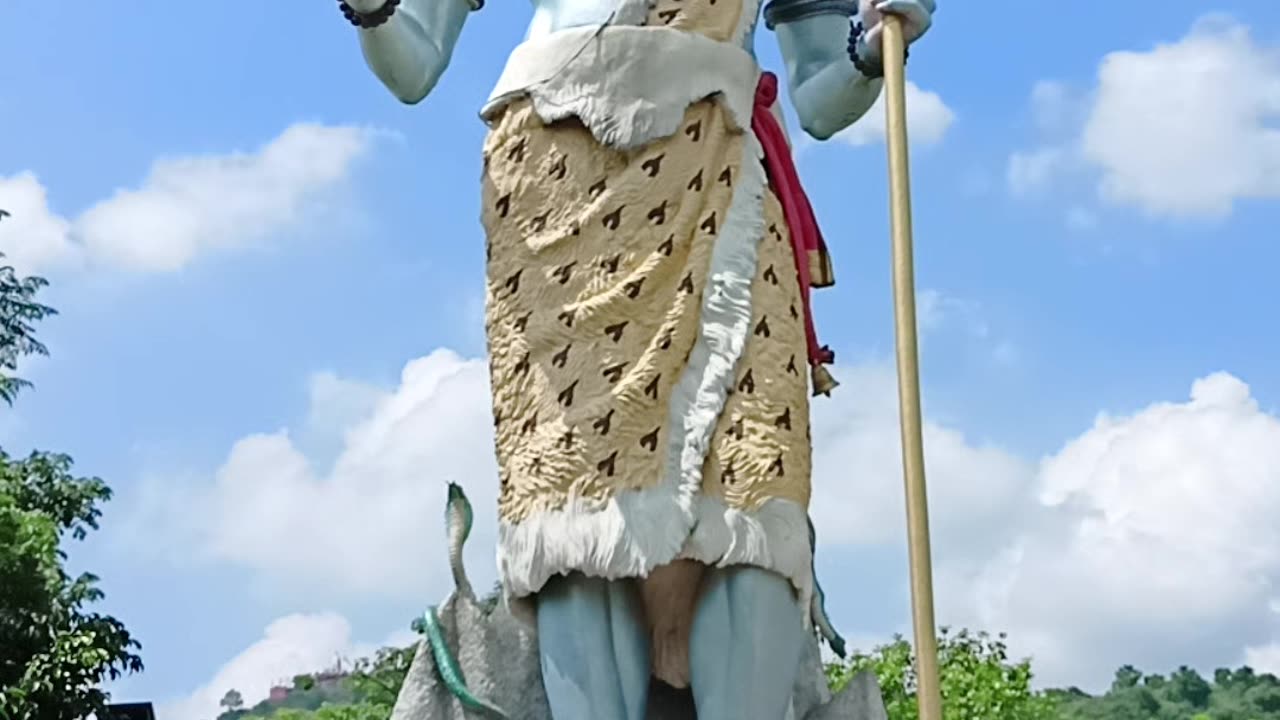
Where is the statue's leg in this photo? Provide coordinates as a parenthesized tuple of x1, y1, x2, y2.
(537, 573, 651, 720)
(689, 566, 805, 720)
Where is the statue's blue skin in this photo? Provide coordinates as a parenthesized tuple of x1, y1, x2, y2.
(346, 1, 933, 716)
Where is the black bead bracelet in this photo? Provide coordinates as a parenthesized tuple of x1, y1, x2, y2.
(847, 19, 908, 80)
(339, 0, 402, 28)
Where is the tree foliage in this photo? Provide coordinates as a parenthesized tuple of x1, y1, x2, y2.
(827, 627, 1058, 720)
(221, 689, 246, 712)
(213, 644, 416, 720)
(0, 210, 143, 719)
(0, 212, 57, 407)
(823, 627, 1280, 720)
(1054, 663, 1280, 719)
(346, 645, 415, 711)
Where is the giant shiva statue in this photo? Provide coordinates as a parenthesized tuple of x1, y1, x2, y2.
(338, 0, 934, 716)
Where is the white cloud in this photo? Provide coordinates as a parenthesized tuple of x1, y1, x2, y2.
(1082, 17, 1280, 218)
(836, 81, 956, 148)
(159, 613, 416, 720)
(132, 347, 1280, 693)
(1244, 641, 1280, 676)
(0, 172, 78, 274)
(1007, 15, 1280, 220)
(965, 372, 1280, 689)
(132, 349, 500, 601)
(0, 123, 372, 274)
(810, 361, 1033, 551)
(130, 346, 1032, 712)
(917, 289, 989, 339)
(1028, 80, 1077, 135)
(914, 289, 1016, 365)
(134, 344, 1028, 600)
(1007, 147, 1069, 196)
(303, 370, 389, 447)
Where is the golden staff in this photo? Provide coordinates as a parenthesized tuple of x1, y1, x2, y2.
(881, 14, 944, 720)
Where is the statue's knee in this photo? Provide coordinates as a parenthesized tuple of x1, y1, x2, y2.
(537, 575, 651, 720)
(725, 565, 797, 596)
(696, 565, 801, 623)
(536, 573, 648, 648)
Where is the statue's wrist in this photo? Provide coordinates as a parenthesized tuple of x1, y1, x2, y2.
(339, 0, 402, 28)
(847, 20, 908, 80)
(340, 0, 483, 21)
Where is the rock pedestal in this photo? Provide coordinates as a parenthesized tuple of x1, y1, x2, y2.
(390, 589, 888, 720)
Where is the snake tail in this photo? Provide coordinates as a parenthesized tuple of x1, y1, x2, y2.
(422, 605, 510, 718)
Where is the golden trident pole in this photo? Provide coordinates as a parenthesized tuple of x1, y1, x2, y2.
(880, 15, 944, 720)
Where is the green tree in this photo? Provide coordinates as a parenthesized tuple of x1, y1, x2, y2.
(0, 215, 57, 406)
(293, 674, 317, 692)
(0, 213, 144, 718)
(1112, 665, 1143, 691)
(1168, 665, 1212, 709)
(826, 627, 1058, 720)
(0, 452, 145, 717)
(1056, 662, 1280, 719)
(221, 689, 246, 712)
(347, 645, 415, 709)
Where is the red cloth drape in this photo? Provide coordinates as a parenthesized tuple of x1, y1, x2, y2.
(751, 71, 835, 372)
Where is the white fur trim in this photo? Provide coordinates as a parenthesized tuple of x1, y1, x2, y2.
(660, 132, 765, 524)
(481, 26, 759, 151)
(679, 496, 815, 629)
(499, 491, 694, 627)
(732, 0, 763, 47)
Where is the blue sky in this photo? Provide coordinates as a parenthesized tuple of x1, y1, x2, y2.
(3, 1, 1280, 716)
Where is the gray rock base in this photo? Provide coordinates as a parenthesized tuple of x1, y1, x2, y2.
(391, 589, 887, 720)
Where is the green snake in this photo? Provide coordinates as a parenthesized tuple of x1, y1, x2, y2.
(415, 482, 509, 718)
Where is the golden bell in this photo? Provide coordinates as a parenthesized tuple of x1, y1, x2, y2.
(811, 365, 839, 397)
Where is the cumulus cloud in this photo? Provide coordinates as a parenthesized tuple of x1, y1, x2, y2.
(1007, 147, 1070, 196)
(131, 343, 1030, 603)
(965, 372, 1280, 689)
(810, 361, 1032, 552)
(1007, 15, 1280, 220)
(0, 173, 77, 273)
(302, 370, 390, 450)
(131, 345, 1033, 714)
(1082, 17, 1280, 218)
(159, 613, 415, 720)
(0, 123, 372, 274)
(915, 289, 1018, 365)
(1245, 641, 1280, 676)
(1028, 80, 1080, 136)
(131, 349, 500, 601)
(836, 81, 956, 148)
(132, 346, 1280, 693)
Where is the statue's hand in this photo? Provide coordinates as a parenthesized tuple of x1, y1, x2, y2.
(857, 0, 935, 58)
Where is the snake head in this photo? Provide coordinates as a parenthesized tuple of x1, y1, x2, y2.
(447, 481, 467, 505)
(445, 481, 474, 539)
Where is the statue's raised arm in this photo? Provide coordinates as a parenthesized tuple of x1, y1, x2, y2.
(769, 0, 934, 139)
(342, 0, 478, 104)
